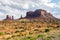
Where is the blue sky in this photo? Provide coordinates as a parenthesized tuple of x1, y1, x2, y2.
(0, 0, 60, 20)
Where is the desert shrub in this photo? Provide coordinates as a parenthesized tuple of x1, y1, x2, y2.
(29, 32, 33, 35)
(37, 34, 45, 38)
(45, 29, 50, 32)
(34, 29, 39, 31)
(21, 21, 25, 23)
(12, 37, 21, 40)
(30, 20, 36, 22)
(44, 36, 55, 40)
(47, 26, 54, 28)
(20, 29, 25, 32)
(47, 36, 55, 38)
(5, 37, 11, 40)
(11, 35, 16, 38)
(19, 27, 24, 29)
(5, 32, 11, 35)
(12, 34, 20, 38)
(0, 27, 4, 30)
(16, 34, 20, 37)
(54, 21, 59, 24)
(44, 38, 50, 40)
(56, 26, 60, 28)
(0, 32, 5, 35)
(21, 36, 36, 40)
(15, 30, 20, 33)
(58, 33, 60, 36)
(14, 26, 18, 29)
(36, 25, 41, 28)
(46, 20, 51, 23)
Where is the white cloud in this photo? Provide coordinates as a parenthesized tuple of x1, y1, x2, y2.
(38, 0, 55, 8)
(23, 3, 29, 9)
(0, 0, 12, 5)
(39, 0, 51, 3)
(44, 3, 55, 8)
(0, 0, 60, 20)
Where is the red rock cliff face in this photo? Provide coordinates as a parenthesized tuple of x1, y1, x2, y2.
(25, 9, 58, 20)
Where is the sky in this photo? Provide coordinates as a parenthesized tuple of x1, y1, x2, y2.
(0, 0, 60, 20)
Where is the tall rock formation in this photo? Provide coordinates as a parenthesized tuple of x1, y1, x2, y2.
(25, 9, 58, 20)
(4, 15, 14, 20)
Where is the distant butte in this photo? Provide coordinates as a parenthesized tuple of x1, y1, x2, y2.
(25, 9, 59, 20)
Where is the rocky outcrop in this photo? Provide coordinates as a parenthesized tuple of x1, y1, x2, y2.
(4, 15, 14, 20)
(25, 9, 58, 20)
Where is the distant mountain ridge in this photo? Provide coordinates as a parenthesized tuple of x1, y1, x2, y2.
(4, 9, 59, 20)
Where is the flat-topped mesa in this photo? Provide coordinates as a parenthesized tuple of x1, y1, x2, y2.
(4, 15, 14, 20)
(25, 9, 58, 20)
(25, 9, 49, 18)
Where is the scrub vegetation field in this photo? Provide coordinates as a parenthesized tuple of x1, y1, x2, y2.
(0, 19, 60, 40)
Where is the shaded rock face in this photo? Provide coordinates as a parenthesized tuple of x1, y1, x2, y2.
(26, 11, 40, 18)
(25, 9, 58, 20)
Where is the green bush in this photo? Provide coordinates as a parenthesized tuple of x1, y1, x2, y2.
(37, 34, 45, 38)
(0, 32, 5, 35)
(44, 36, 55, 40)
(47, 36, 55, 38)
(21, 36, 36, 40)
(12, 34, 20, 38)
(29, 32, 33, 35)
